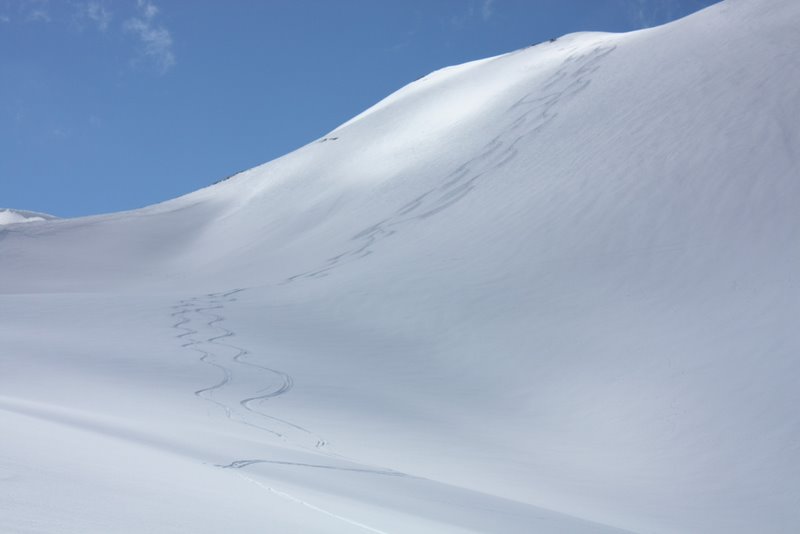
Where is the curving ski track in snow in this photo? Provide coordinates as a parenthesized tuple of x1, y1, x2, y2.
(237, 472, 391, 534)
(173, 289, 406, 476)
(172, 301, 234, 418)
(171, 288, 412, 533)
(173, 289, 322, 446)
(286, 42, 617, 282)
(165, 46, 623, 530)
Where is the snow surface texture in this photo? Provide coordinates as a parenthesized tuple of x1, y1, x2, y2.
(2, 1, 799, 532)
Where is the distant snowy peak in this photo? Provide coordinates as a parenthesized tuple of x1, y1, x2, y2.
(0, 208, 57, 226)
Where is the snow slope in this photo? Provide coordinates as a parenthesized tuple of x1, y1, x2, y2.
(2, 0, 800, 532)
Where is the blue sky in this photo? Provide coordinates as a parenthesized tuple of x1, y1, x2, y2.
(1, 0, 719, 217)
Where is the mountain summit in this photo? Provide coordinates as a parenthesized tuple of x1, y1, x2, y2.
(0, 208, 56, 226)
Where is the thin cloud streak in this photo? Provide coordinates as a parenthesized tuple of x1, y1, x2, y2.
(482, 0, 495, 21)
(124, 0, 175, 74)
(78, 1, 112, 32)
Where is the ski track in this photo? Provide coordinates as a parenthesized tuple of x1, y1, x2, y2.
(286, 42, 616, 283)
(172, 288, 410, 479)
(219, 458, 408, 478)
(237, 472, 391, 534)
(195, 305, 322, 443)
(171, 288, 322, 446)
(170, 46, 619, 526)
(171, 288, 411, 533)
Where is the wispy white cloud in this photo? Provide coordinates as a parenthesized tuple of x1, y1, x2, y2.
(27, 8, 47, 21)
(138, 0, 157, 19)
(76, 1, 112, 32)
(624, 0, 675, 29)
(22, 0, 50, 22)
(50, 125, 71, 138)
(481, 0, 495, 21)
(627, 0, 649, 27)
(451, 0, 495, 28)
(124, 0, 175, 74)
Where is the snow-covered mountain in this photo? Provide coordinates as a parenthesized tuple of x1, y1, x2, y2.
(0, 208, 57, 226)
(2, 1, 799, 532)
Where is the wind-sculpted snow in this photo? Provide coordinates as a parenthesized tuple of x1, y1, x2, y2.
(2, 0, 800, 532)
